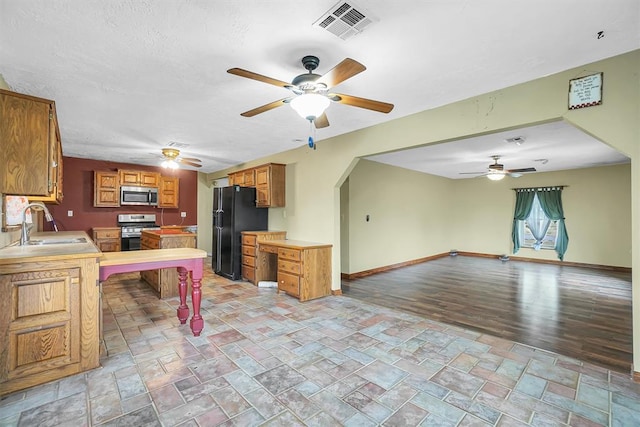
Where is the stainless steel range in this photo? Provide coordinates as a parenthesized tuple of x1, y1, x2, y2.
(117, 214, 161, 251)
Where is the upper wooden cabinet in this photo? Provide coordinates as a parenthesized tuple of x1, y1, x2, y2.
(158, 176, 179, 209)
(228, 163, 285, 208)
(119, 170, 160, 187)
(0, 89, 64, 202)
(255, 163, 285, 207)
(94, 171, 120, 207)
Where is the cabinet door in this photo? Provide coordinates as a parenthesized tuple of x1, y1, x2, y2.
(0, 90, 51, 196)
(94, 171, 120, 207)
(1, 267, 80, 382)
(28, 115, 64, 204)
(231, 172, 244, 186)
(158, 176, 179, 208)
(119, 170, 140, 186)
(243, 169, 255, 187)
(140, 172, 160, 187)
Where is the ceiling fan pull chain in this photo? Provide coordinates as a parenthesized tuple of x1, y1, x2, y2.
(308, 119, 317, 150)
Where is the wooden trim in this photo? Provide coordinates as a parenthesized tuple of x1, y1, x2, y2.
(633, 367, 640, 383)
(342, 253, 450, 279)
(342, 251, 631, 280)
(331, 289, 342, 296)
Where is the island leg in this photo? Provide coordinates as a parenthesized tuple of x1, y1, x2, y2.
(189, 267, 204, 336)
(176, 267, 189, 324)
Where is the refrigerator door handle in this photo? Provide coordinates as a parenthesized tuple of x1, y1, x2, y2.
(216, 210, 223, 228)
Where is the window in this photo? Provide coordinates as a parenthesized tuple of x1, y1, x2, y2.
(518, 194, 558, 250)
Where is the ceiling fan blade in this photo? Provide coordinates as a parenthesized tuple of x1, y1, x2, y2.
(178, 159, 202, 168)
(180, 157, 201, 162)
(330, 93, 394, 113)
(459, 172, 487, 175)
(314, 112, 329, 128)
(227, 68, 292, 88)
(240, 98, 290, 117)
(315, 58, 366, 88)
(507, 167, 537, 173)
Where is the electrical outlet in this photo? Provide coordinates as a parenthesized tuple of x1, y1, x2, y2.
(180, 212, 187, 218)
(67, 210, 73, 217)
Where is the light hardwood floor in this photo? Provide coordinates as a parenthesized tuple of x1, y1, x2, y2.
(341, 255, 633, 374)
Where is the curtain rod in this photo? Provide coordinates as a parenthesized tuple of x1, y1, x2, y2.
(511, 185, 567, 191)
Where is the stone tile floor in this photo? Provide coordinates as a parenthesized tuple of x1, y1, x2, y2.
(2, 263, 640, 426)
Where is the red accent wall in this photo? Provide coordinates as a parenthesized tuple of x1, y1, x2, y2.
(44, 156, 198, 234)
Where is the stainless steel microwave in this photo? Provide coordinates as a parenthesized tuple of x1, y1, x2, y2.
(120, 185, 159, 206)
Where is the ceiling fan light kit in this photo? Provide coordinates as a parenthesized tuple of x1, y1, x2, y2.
(290, 93, 331, 121)
(486, 171, 506, 181)
(159, 147, 202, 169)
(161, 159, 179, 169)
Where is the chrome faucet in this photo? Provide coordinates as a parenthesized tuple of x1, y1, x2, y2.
(20, 202, 57, 245)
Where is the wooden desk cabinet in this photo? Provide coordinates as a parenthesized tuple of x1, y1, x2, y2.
(258, 240, 332, 302)
(140, 230, 196, 298)
(241, 231, 286, 284)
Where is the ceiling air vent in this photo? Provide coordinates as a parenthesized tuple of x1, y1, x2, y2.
(313, 2, 376, 40)
(167, 141, 189, 149)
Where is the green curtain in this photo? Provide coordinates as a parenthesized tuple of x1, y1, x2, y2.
(511, 190, 536, 254)
(536, 188, 569, 261)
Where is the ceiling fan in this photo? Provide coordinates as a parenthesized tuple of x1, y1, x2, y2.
(460, 155, 536, 180)
(160, 148, 202, 169)
(227, 55, 394, 129)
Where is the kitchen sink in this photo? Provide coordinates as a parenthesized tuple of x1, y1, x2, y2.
(27, 237, 88, 245)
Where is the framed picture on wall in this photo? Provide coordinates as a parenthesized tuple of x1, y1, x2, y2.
(568, 72, 603, 110)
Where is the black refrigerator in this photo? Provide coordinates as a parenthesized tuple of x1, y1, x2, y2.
(212, 185, 268, 280)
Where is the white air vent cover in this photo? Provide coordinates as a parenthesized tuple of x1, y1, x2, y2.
(167, 141, 189, 149)
(313, 2, 376, 40)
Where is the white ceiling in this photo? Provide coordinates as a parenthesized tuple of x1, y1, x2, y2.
(1, 1, 638, 174)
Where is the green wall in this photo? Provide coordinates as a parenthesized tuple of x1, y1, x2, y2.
(344, 161, 631, 273)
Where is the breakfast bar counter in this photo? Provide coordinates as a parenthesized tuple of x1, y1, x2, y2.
(99, 247, 207, 336)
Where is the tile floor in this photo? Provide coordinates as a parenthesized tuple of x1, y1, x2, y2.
(2, 261, 640, 426)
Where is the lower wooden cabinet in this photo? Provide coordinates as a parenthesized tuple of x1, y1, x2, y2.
(0, 255, 100, 396)
(241, 231, 286, 284)
(92, 227, 121, 252)
(257, 240, 332, 302)
(140, 230, 196, 298)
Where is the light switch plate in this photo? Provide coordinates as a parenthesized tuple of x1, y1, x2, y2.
(67, 210, 73, 217)
(180, 212, 186, 218)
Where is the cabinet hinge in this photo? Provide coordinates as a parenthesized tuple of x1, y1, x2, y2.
(49, 112, 53, 120)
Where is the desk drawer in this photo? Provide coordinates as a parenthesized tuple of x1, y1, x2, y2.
(278, 248, 301, 261)
(242, 255, 256, 268)
(242, 235, 256, 246)
(242, 245, 255, 256)
(278, 272, 300, 297)
(242, 265, 255, 283)
(260, 244, 279, 254)
(278, 259, 300, 275)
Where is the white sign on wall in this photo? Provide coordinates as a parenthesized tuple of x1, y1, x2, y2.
(568, 73, 603, 110)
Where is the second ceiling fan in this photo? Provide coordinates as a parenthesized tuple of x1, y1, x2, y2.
(460, 155, 536, 180)
(227, 55, 394, 128)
